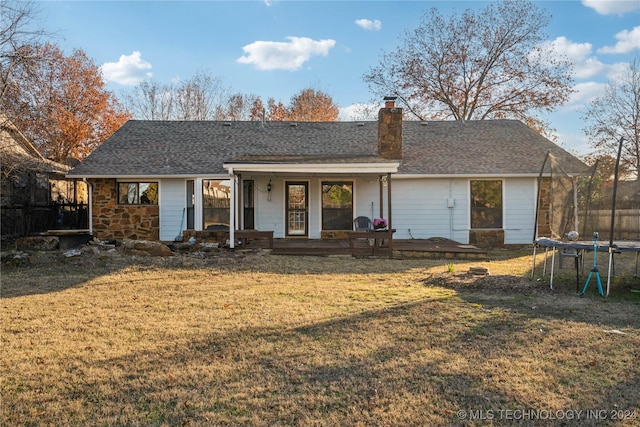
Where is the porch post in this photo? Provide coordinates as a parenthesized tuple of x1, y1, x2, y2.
(229, 169, 236, 249)
(237, 173, 242, 230)
(387, 172, 393, 258)
(84, 179, 93, 234)
(379, 175, 384, 218)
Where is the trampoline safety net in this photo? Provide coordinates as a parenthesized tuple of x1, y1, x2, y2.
(536, 153, 640, 242)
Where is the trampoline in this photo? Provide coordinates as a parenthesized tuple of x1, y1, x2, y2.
(531, 138, 640, 297)
(533, 237, 640, 296)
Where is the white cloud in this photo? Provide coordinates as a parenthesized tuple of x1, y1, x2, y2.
(101, 51, 152, 85)
(339, 102, 378, 121)
(538, 36, 631, 80)
(237, 37, 336, 71)
(598, 26, 640, 54)
(355, 19, 382, 31)
(562, 81, 607, 112)
(545, 37, 593, 63)
(537, 37, 603, 79)
(581, 0, 640, 15)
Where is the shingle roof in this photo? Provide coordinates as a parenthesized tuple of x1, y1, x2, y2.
(67, 119, 587, 178)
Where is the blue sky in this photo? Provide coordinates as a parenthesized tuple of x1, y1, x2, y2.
(36, 0, 640, 156)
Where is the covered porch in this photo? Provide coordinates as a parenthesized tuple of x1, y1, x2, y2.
(223, 156, 400, 257)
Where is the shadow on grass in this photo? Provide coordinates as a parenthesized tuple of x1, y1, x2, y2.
(4, 288, 639, 426)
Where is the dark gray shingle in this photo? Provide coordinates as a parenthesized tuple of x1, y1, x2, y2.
(67, 119, 586, 177)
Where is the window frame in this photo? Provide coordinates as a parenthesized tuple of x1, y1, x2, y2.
(321, 181, 354, 231)
(470, 179, 503, 229)
(202, 179, 231, 230)
(117, 181, 159, 205)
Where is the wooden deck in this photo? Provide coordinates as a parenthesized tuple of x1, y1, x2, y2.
(267, 237, 487, 259)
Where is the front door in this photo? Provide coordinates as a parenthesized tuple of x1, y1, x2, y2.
(286, 182, 308, 236)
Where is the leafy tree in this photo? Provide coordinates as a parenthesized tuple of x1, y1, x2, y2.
(363, 0, 573, 135)
(582, 56, 640, 179)
(1, 43, 130, 162)
(247, 88, 339, 122)
(266, 98, 288, 121)
(288, 88, 339, 122)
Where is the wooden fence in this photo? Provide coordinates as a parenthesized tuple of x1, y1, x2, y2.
(582, 209, 640, 241)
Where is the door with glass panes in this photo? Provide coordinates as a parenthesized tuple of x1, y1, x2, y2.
(286, 182, 308, 236)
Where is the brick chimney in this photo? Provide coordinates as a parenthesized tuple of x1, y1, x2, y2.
(378, 96, 402, 160)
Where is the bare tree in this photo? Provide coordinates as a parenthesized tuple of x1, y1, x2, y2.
(363, 0, 573, 135)
(582, 56, 640, 179)
(122, 80, 174, 120)
(175, 69, 228, 120)
(125, 70, 229, 121)
(0, 0, 52, 104)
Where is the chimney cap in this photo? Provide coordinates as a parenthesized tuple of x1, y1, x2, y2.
(383, 96, 397, 101)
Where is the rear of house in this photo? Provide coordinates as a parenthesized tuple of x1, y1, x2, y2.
(67, 101, 587, 248)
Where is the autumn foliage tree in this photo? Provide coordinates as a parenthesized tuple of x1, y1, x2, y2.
(246, 88, 339, 122)
(288, 89, 339, 122)
(364, 0, 573, 135)
(1, 43, 130, 162)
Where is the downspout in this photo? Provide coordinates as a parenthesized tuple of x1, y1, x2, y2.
(83, 178, 93, 235)
(230, 170, 237, 249)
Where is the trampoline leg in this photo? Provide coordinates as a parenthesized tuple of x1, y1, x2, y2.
(606, 249, 614, 297)
(549, 248, 556, 290)
(531, 246, 537, 279)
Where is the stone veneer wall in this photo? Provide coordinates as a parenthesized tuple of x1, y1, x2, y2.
(469, 229, 505, 248)
(91, 178, 159, 241)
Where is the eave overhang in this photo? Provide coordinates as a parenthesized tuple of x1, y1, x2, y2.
(223, 162, 399, 175)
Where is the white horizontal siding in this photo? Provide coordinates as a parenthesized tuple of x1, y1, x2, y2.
(391, 178, 469, 243)
(159, 179, 186, 241)
(504, 177, 536, 244)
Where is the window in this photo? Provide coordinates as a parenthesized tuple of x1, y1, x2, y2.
(203, 179, 231, 229)
(117, 182, 158, 205)
(322, 182, 353, 230)
(470, 180, 502, 229)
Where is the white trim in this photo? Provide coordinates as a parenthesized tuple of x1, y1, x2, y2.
(223, 162, 399, 174)
(394, 173, 544, 179)
(70, 174, 227, 179)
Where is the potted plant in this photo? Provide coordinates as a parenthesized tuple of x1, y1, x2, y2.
(373, 218, 387, 230)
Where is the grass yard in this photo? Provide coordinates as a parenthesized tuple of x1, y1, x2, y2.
(1, 248, 639, 426)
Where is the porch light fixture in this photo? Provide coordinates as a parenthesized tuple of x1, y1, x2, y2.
(267, 179, 272, 201)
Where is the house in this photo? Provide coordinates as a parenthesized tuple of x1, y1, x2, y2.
(66, 99, 587, 249)
(0, 115, 88, 241)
